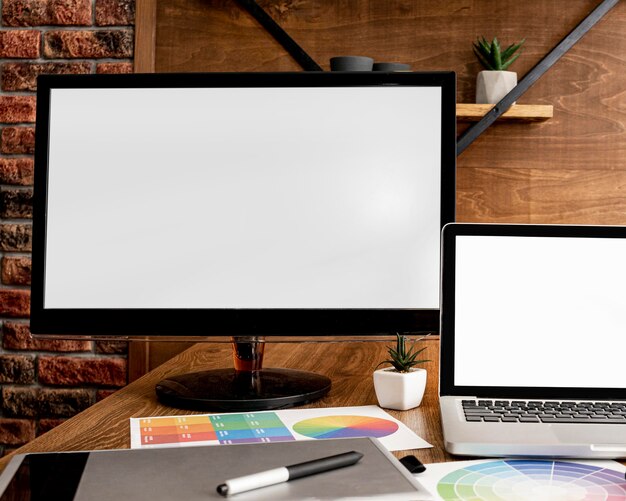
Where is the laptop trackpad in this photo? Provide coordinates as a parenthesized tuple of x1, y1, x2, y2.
(553, 425, 626, 448)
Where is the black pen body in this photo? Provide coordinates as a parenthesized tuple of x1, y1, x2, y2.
(217, 450, 363, 496)
(287, 451, 364, 480)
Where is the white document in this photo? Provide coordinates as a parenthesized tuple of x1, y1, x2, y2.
(130, 405, 432, 452)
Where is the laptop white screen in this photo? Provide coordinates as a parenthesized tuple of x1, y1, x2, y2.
(454, 235, 626, 389)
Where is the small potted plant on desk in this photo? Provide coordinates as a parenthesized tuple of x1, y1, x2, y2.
(373, 334, 430, 411)
(473, 36, 525, 104)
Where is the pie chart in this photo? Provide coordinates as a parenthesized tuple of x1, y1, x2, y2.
(437, 460, 626, 501)
(292, 415, 399, 439)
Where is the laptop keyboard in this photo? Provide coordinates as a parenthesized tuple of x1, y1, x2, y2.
(462, 399, 626, 423)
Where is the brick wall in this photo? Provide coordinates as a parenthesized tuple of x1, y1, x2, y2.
(0, 0, 135, 455)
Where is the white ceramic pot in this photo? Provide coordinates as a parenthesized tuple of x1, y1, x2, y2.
(373, 367, 427, 411)
(476, 70, 517, 104)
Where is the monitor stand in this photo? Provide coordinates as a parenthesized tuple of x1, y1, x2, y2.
(155, 337, 331, 411)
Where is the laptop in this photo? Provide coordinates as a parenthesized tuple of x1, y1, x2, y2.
(439, 223, 626, 458)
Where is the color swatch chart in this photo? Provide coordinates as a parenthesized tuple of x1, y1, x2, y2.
(136, 412, 295, 447)
(130, 405, 432, 451)
(425, 459, 626, 501)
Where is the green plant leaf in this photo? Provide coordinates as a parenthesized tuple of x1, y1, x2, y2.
(473, 47, 495, 70)
(474, 36, 524, 71)
(500, 52, 521, 70)
(478, 37, 491, 54)
(501, 39, 525, 63)
(411, 346, 428, 356)
(375, 360, 389, 369)
(474, 49, 493, 70)
(377, 333, 431, 372)
(492, 38, 502, 70)
(396, 334, 406, 357)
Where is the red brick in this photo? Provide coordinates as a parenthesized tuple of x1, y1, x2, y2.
(3, 321, 91, 352)
(1, 256, 31, 285)
(0, 157, 34, 185)
(0, 289, 30, 317)
(1, 126, 35, 154)
(0, 96, 36, 123)
(96, 62, 132, 74)
(44, 30, 133, 59)
(95, 0, 134, 26)
(0, 30, 39, 58)
(1, 386, 37, 417)
(0, 354, 35, 383)
(2, 63, 91, 92)
(0, 223, 32, 251)
(96, 389, 116, 401)
(0, 419, 35, 445)
(1, 188, 32, 218)
(2, 0, 91, 26)
(95, 340, 127, 354)
(38, 418, 65, 435)
(2, 387, 92, 418)
(39, 356, 127, 387)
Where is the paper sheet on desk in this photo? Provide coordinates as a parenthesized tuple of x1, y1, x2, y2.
(415, 458, 626, 500)
(130, 405, 432, 452)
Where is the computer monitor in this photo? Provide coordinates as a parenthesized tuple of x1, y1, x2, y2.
(31, 72, 456, 410)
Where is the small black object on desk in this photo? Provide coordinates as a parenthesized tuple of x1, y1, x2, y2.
(399, 455, 427, 474)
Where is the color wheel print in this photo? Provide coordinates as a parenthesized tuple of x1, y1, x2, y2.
(436, 460, 626, 501)
(292, 415, 398, 439)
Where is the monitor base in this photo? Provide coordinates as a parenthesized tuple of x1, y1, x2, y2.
(155, 368, 331, 411)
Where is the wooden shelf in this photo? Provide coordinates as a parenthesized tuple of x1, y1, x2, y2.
(457, 104, 553, 122)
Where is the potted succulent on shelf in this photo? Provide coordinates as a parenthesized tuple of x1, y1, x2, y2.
(473, 36, 524, 104)
(373, 334, 430, 411)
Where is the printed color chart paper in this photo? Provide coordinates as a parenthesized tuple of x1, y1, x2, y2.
(416, 458, 626, 501)
(130, 405, 431, 452)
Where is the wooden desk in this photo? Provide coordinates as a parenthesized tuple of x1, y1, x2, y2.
(0, 337, 447, 471)
(2, 337, 624, 472)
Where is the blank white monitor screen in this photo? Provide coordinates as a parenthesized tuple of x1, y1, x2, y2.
(453, 235, 626, 389)
(43, 86, 443, 310)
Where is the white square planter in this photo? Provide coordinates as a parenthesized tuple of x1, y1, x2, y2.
(476, 70, 517, 104)
(373, 367, 427, 411)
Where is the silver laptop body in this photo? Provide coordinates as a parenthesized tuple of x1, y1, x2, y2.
(439, 223, 626, 458)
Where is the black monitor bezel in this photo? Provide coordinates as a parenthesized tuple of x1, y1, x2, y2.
(440, 223, 626, 400)
(31, 71, 456, 337)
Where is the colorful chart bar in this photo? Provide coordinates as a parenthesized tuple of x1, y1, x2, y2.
(138, 412, 294, 446)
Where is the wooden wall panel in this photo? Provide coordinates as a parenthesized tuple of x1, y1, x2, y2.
(150, 0, 626, 225)
(129, 0, 625, 375)
(458, 168, 626, 224)
(134, 0, 157, 73)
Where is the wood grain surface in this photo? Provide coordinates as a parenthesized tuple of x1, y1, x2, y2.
(2, 338, 624, 476)
(0, 338, 451, 472)
(456, 104, 553, 122)
(133, 0, 157, 73)
(143, 0, 626, 225)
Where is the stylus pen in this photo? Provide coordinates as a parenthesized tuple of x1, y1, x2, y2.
(216, 450, 363, 497)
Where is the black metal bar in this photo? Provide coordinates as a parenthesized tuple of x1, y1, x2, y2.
(457, 0, 620, 155)
(236, 0, 323, 71)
